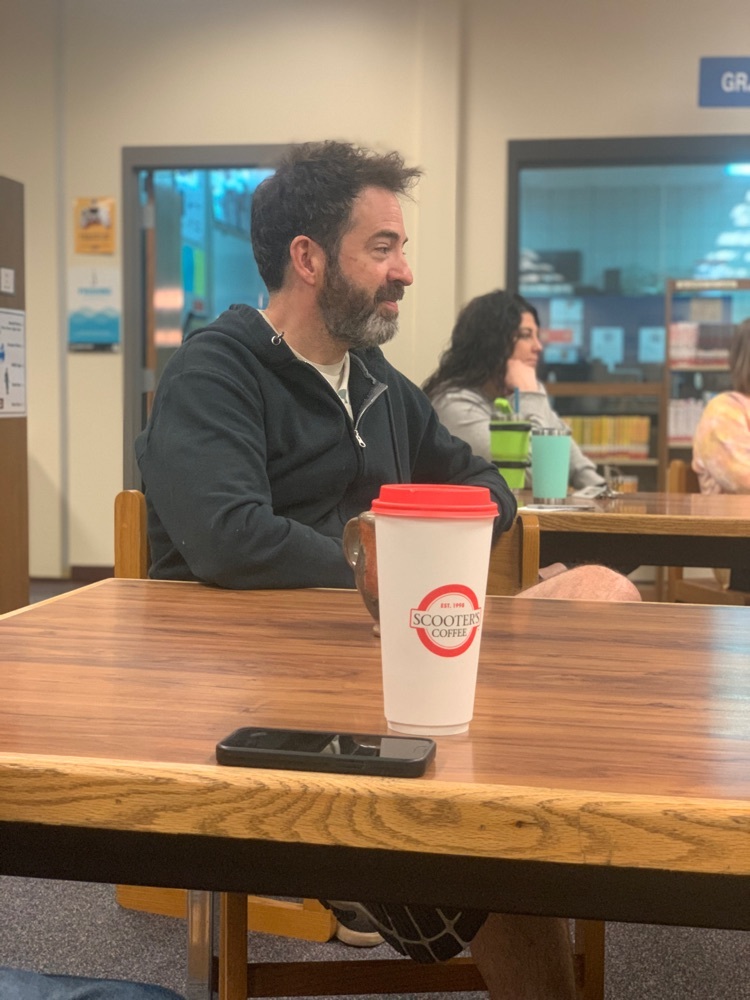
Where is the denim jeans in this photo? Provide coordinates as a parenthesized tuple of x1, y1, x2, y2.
(0, 968, 185, 1000)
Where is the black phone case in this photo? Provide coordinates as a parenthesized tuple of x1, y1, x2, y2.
(215, 728, 436, 778)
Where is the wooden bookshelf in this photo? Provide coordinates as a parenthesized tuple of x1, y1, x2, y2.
(546, 381, 668, 489)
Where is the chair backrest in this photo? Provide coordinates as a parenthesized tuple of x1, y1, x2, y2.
(667, 458, 700, 495)
(486, 511, 540, 596)
(663, 458, 750, 604)
(114, 489, 149, 580)
(112, 490, 539, 596)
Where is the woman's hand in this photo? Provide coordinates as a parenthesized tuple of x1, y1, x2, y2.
(505, 357, 539, 393)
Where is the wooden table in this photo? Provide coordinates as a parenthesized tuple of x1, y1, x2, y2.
(2, 577, 750, 937)
(519, 491, 750, 571)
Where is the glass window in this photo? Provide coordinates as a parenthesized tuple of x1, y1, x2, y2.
(509, 141, 750, 383)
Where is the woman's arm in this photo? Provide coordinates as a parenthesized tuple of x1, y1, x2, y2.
(430, 388, 495, 462)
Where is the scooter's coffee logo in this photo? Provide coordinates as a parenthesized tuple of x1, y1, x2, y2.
(410, 584, 482, 657)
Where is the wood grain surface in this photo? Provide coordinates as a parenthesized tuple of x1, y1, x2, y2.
(2, 578, 750, 884)
(1, 752, 750, 876)
(517, 490, 750, 571)
(519, 490, 750, 536)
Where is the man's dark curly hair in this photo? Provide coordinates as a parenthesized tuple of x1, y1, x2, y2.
(251, 140, 422, 292)
(422, 291, 539, 399)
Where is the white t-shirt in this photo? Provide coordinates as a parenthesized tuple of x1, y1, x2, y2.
(259, 311, 352, 418)
(304, 352, 352, 419)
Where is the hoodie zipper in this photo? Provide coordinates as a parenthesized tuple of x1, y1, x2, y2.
(303, 363, 385, 448)
(352, 382, 387, 447)
(293, 351, 387, 450)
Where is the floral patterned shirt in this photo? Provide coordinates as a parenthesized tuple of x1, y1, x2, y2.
(692, 391, 750, 494)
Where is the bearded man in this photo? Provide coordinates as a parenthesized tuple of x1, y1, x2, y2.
(136, 140, 636, 999)
(136, 140, 514, 589)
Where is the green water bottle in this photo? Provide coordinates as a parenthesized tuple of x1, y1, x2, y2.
(490, 398, 531, 489)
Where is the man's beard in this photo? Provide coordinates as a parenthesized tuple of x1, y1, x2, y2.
(318, 260, 403, 350)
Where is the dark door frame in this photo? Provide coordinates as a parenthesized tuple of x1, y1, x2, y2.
(121, 144, 290, 488)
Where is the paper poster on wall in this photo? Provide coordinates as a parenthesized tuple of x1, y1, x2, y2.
(638, 326, 666, 364)
(0, 308, 27, 417)
(549, 297, 583, 324)
(541, 327, 581, 365)
(590, 326, 624, 371)
(74, 196, 116, 254)
(68, 266, 121, 350)
(549, 297, 584, 345)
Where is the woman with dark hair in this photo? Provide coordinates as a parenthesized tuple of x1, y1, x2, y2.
(423, 290, 605, 489)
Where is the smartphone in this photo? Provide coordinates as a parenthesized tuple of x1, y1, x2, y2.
(571, 484, 609, 498)
(215, 726, 436, 777)
(522, 502, 596, 511)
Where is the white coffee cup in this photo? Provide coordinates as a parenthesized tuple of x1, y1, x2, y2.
(371, 484, 498, 736)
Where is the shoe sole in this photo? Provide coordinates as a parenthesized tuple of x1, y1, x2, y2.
(335, 922, 384, 948)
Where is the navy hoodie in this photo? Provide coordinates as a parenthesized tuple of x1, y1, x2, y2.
(135, 304, 516, 589)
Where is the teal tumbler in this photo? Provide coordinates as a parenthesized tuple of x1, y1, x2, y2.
(530, 429, 571, 502)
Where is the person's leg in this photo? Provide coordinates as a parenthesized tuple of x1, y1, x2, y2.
(324, 901, 384, 947)
(470, 913, 576, 1000)
(537, 562, 568, 581)
(519, 563, 641, 602)
(0, 967, 185, 999)
(325, 570, 634, 991)
(326, 901, 485, 962)
(466, 564, 632, 997)
(325, 903, 575, 1000)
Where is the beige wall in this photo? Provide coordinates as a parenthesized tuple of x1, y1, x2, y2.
(460, 0, 750, 300)
(3, 0, 750, 574)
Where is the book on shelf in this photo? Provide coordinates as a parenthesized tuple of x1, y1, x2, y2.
(561, 414, 651, 461)
(668, 321, 732, 368)
(667, 397, 705, 446)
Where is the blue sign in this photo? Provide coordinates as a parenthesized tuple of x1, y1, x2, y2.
(699, 58, 750, 107)
(67, 266, 121, 351)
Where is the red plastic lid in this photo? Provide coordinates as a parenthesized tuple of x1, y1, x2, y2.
(371, 484, 499, 519)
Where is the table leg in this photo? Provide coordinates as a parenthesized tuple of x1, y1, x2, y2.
(574, 919, 605, 1000)
(186, 889, 214, 1000)
(220, 892, 249, 1000)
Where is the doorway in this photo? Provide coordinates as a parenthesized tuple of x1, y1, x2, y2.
(121, 144, 289, 487)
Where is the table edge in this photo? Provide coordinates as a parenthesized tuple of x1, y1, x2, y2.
(2, 752, 749, 877)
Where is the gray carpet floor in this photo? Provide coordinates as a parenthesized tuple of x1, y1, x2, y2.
(2, 876, 750, 999)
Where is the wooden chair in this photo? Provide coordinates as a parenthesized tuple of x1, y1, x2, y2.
(114, 489, 335, 941)
(666, 460, 750, 606)
(114, 491, 603, 1000)
(487, 509, 541, 596)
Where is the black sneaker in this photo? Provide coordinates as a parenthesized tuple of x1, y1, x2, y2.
(326, 900, 384, 948)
